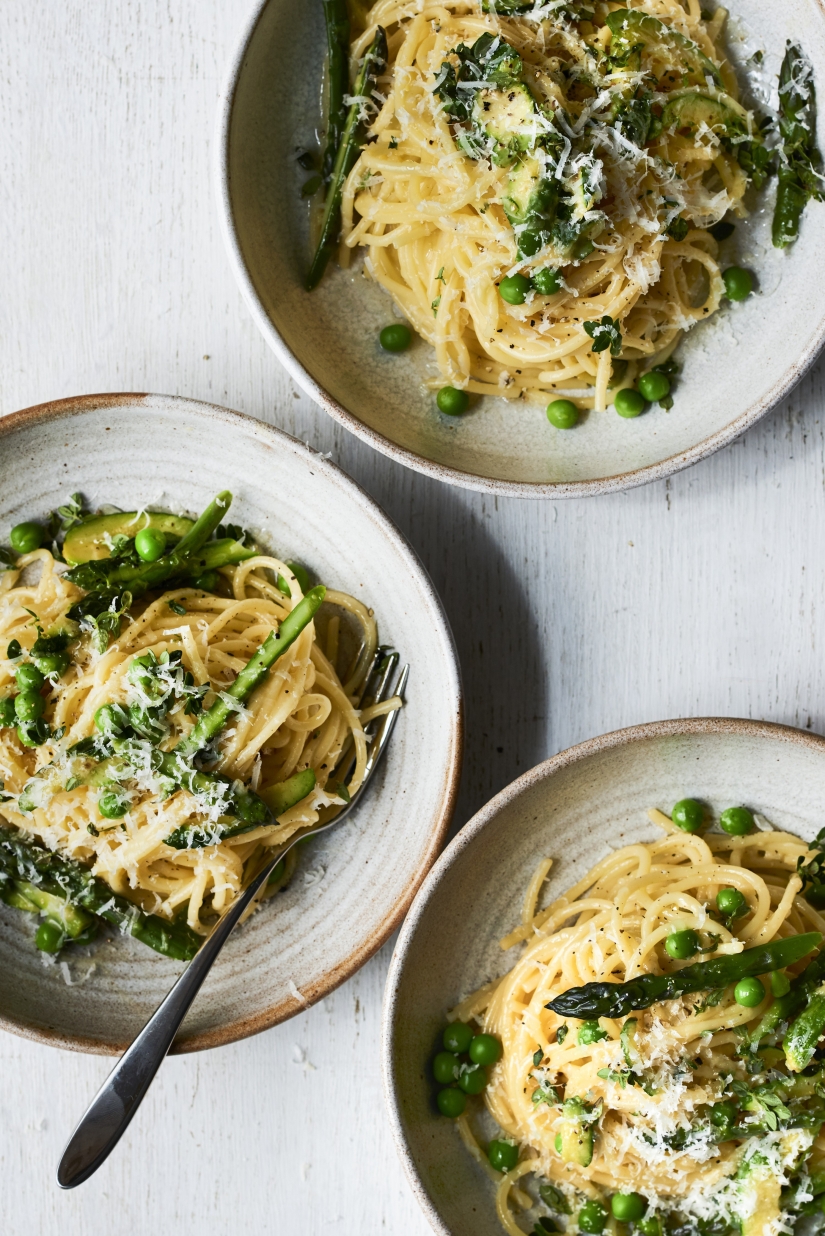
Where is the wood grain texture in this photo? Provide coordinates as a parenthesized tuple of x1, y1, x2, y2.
(0, 2, 824, 1234)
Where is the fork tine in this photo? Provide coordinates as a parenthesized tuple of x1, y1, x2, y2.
(360, 662, 408, 781)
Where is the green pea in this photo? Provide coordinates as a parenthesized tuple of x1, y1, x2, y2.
(33, 650, 69, 678)
(710, 1100, 738, 1129)
(519, 231, 542, 257)
(572, 236, 595, 260)
(17, 719, 50, 747)
(671, 799, 705, 834)
(546, 399, 579, 429)
(458, 1063, 488, 1094)
(579, 1200, 608, 1234)
(98, 788, 130, 819)
(488, 1140, 519, 1172)
(193, 570, 219, 592)
(0, 696, 16, 726)
(436, 1087, 466, 1118)
(35, 920, 65, 954)
(720, 806, 755, 836)
(6, 639, 22, 660)
(611, 1193, 646, 1223)
(665, 929, 699, 961)
(437, 386, 469, 416)
(723, 266, 753, 301)
(469, 1033, 502, 1066)
(379, 324, 412, 352)
(771, 969, 791, 998)
(9, 521, 45, 555)
(638, 371, 670, 403)
(135, 526, 167, 562)
(638, 1219, 662, 1236)
(533, 267, 562, 295)
(734, 977, 765, 1008)
(286, 561, 311, 594)
(433, 1051, 461, 1084)
(614, 388, 646, 419)
(716, 887, 746, 917)
(15, 690, 44, 722)
(95, 704, 127, 736)
(554, 1134, 562, 1153)
(16, 663, 45, 692)
(443, 1022, 474, 1053)
(499, 274, 531, 305)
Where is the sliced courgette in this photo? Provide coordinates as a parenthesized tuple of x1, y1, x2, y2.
(660, 92, 745, 137)
(738, 1153, 781, 1236)
(557, 1097, 595, 1166)
(620, 1017, 642, 1069)
(259, 768, 317, 818)
(473, 83, 538, 159)
(607, 10, 722, 86)
(63, 511, 195, 564)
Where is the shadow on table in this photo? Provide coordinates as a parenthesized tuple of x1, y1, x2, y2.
(349, 465, 550, 842)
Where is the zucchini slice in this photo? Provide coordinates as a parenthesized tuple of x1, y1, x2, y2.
(63, 511, 195, 564)
(660, 92, 746, 137)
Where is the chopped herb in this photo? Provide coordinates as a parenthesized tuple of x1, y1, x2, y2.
(168, 600, 187, 615)
(533, 1047, 544, 1066)
(584, 316, 623, 356)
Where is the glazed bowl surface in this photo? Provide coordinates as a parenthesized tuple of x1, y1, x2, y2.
(0, 393, 462, 1054)
(382, 718, 825, 1236)
(218, 0, 825, 496)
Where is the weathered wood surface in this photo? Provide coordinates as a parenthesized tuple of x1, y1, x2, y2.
(1, 2, 824, 1233)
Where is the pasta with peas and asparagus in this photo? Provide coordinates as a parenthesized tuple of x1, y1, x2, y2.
(430, 798, 825, 1236)
(305, 1, 823, 427)
(0, 492, 400, 960)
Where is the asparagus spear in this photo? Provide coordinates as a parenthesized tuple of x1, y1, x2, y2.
(785, 982, 825, 1071)
(306, 26, 388, 290)
(174, 585, 326, 759)
(0, 826, 200, 960)
(322, 0, 351, 183)
(750, 947, 825, 1046)
(773, 44, 824, 249)
(546, 933, 822, 1019)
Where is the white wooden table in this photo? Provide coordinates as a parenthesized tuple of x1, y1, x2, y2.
(1, 3, 824, 1233)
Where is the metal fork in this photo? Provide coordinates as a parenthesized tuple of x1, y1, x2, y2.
(57, 650, 408, 1189)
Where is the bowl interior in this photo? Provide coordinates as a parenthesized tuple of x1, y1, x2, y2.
(222, 0, 825, 494)
(0, 394, 461, 1054)
(384, 720, 825, 1236)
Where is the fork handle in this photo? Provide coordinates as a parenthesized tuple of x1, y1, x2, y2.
(56, 848, 282, 1189)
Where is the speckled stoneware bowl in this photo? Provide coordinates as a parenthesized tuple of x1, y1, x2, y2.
(0, 393, 462, 1055)
(382, 718, 825, 1236)
(218, 1, 825, 497)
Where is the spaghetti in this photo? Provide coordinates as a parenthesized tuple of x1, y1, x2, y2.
(0, 499, 397, 952)
(448, 810, 825, 1236)
(340, 0, 761, 411)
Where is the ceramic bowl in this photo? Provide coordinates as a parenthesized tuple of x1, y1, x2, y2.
(382, 718, 825, 1236)
(0, 393, 462, 1055)
(217, 0, 825, 497)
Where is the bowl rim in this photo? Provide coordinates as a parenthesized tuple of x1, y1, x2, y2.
(215, 0, 825, 500)
(381, 715, 825, 1235)
(0, 391, 463, 1056)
